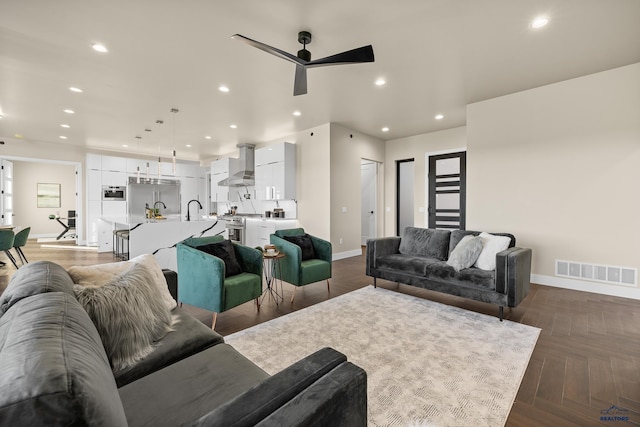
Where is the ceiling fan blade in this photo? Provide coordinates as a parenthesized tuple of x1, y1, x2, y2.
(293, 65, 307, 96)
(306, 45, 374, 68)
(231, 34, 307, 65)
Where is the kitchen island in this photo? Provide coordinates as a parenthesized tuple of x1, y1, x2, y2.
(99, 216, 226, 270)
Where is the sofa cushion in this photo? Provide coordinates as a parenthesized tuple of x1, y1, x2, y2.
(283, 233, 316, 261)
(399, 227, 451, 261)
(426, 261, 496, 291)
(0, 292, 127, 425)
(300, 259, 331, 286)
(197, 240, 243, 278)
(446, 235, 483, 272)
(67, 253, 177, 310)
(474, 232, 512, 271)
(223, 272, 262, 311)
(377, 254, 441, 276)
(73, 262, 173, 373)
(0, 261, 75, 316)
(119, 344, 269, 426)
(113, 307, 224, 387)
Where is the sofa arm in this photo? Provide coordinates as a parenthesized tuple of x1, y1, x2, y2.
(309, 235, 332, 265)
(233, 243, 263, 277)
(270, 234, 302, 285)
(162, 269, 178, 302)
(176, 243, 225, 312)
(257, 362, 367, 427)
(187, 347, 356, 427)
(495, 247, 532, 307)
(365, 236, 401, 275)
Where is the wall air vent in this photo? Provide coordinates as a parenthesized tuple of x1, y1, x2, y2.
(556, 260, 637, 287)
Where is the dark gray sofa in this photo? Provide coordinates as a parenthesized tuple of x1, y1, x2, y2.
(0, 261, 367, 426)
(366, 227, 532, 320)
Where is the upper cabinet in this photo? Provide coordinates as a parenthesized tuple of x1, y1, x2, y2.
(210, 158, 238, 203)
(254, 142, 296, 201)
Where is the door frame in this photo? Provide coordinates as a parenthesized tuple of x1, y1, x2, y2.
(0, 155, 82, 243)
(360, 159, 379, 245)
(424, 148, 466, 229)
(396, 158, 415, 236)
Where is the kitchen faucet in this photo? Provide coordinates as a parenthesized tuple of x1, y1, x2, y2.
(154, 201, 166, 217)
(186, 199, 203, 221)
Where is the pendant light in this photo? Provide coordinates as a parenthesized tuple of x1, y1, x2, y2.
(170, 108, 179, 175)
(135, 135, 142, 183)
(155, 119, 164, 178)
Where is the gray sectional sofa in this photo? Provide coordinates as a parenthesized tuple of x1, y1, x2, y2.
(0, 261, 367, 426)
(366, 227, 532, 320)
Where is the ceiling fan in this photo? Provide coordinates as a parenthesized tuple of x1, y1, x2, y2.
(232, 31, 375, 96)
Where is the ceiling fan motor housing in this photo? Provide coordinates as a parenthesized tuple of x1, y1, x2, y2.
(297, 31, 312, 61)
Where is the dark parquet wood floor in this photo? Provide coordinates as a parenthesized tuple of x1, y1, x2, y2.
(2, 240, 639, 426)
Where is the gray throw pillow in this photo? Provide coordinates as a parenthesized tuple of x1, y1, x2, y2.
(446, 235, 483, 272)
(73, 262, 173, 373)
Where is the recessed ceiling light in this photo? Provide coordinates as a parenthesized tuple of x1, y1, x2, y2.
(293, 111, 301, 116)
(205, 136, 212, 140)
(122, 144, 128, 147)
(14, 134, 24, 139)
(92, 43, 108, 53)
(531, 17, 549, 29)
(59, 136, 68, 140)
(186, 144, 192, 148)
(230, 124, 237, 129)
(61, 124, 70, 128)
(64, 109, 75, 114)
(435, 114, 444, 120)
(218, 85, 230, 93)
(381, 127, 389, 132)
(0, 114, 3, 119)
(375, 78, 386, 86)
(69, 87, 83, 93)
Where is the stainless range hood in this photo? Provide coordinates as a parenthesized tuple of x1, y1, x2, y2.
(217, 143, 255, 187)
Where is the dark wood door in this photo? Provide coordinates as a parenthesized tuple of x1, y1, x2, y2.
(427, 152, 466, 229)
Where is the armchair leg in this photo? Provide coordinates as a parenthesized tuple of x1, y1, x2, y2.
(326, 279, 330, 293)
(499, 306, 504, 322)
(256, 297, 260, 312)
(290, 287, 297, 303)
(212, 312, 218, 330)
(373, 277, 377, 288)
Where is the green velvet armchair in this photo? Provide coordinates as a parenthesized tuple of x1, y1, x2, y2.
(176, 236, 263, 329)
(270, 228, 332, 303)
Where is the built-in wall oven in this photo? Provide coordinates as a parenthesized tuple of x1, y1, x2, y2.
(223, 216, 246, 245)
(102, 186, 126, 201)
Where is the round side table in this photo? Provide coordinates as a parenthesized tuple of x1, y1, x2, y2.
(261, 251, 286, 305)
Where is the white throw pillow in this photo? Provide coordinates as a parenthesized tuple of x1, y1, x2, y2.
(473, 232, 511, 271)
(68, 254, 177, 310)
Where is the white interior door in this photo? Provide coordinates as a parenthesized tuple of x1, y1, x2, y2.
(361, 160, 377, 245)
(1, 160, 13, 226)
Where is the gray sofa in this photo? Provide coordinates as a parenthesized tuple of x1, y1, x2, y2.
(0, 261, 367, 426)
(366, 227, 532, 320)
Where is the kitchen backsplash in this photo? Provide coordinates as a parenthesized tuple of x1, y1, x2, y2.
(214, 198, 297, 219)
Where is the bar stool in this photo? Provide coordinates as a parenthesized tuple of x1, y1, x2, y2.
(113, 229, 128, 259)
(120, 230, 130, 260)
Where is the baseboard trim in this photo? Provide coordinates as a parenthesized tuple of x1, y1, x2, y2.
(531, 274, 640, 300)
(332, 249, 362, 261)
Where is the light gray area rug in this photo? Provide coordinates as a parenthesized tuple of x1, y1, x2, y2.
(225, 286, 540, 426)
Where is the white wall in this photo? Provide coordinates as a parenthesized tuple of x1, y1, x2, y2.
(384, 127, 467, 235)
(329, 124, 385, 257)
(12, 161, 77, 236)
(467, 62, 640, 298)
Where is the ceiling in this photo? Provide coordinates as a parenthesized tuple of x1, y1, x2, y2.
(1, 0, 639, 162)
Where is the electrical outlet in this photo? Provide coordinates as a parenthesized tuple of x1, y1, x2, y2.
(339, 238, 343, 244)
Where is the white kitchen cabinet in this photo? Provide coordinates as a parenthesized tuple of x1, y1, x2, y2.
(86, 154, 102, 170)
(86, 200, 101, 246)
(101, 170, 127, 187)
(87, 170, 102, 201)
(210, 158, 238, 203)
(101, 156, 127, 172)
(254, 142, 295, 201)
(245, 218, 297, 249)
